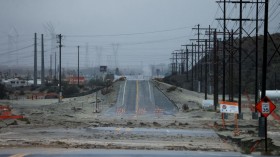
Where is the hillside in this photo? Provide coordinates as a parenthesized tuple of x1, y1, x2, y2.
(164, 33, 280, 96)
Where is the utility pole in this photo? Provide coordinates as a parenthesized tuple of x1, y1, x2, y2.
(175, 52, 178, 74)
(34, 33, 37, 86)
(181, 46, 189, 81)
(261, 0, 269, 152)
(170, 52, 176, 75)
(41, 34, 45, 86)
(57, 34, 62, 103)
(192, 43, 194, 91)
(78, 46, 80, 86)
(254, 0, 260, 114)
(194, 44, 197, 81)
(196, 25, 201, 82)
(208, 26, 212, 95)
(222, 0, 226, 101)
(174, 49, 184, 75)
(85, 43, 89, 68)
(229, 30, 234, 102)
(213, 29, 218, 111)
(186, 49, 189, 81)
(50, 54, 52, 80)
(171, 51, 179, 74)
(205, 39, 208, 100)
(180, 49, 184, 75)
(238, 0, 243, 119)
(172, 50, 184, 75)
(182, 43, 200, 91)
(192, 25, 201, 81)
(55, 51, 57, 80)
(192, 25, 216, 93)
(217, 0, 250, 118)
(216, 0, 264, 105)
(170, 55, 175, 75)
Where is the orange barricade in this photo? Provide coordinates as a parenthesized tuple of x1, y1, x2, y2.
(0, 105, 23, 119)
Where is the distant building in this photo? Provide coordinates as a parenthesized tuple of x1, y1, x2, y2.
(1, 78, 42, 88)
(67, 77, 86, 85)
(27, 79, 42, 85)
(1, 78, 28, 87)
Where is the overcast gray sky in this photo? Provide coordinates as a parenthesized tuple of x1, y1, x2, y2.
(0, 0, 279, 69)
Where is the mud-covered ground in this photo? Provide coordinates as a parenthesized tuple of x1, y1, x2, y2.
(0, 80, 280, 155)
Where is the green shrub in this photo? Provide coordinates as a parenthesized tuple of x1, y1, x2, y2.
(88, 79, 105, 87)
(0, 84, 8, 99)
(47, 87, 58, 93)
(167, 86, 177, 92)
(19, 90, 25, 95)
(63, 85, 80, 97)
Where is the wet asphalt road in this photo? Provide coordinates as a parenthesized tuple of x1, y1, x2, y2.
(0, 149, 267, 157)
(87, 127, 219, 137)
(104, 79, 177, 117)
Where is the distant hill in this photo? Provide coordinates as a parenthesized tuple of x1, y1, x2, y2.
(164, 33, 280, 96)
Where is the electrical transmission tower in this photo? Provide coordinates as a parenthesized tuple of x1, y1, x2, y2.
(85, 43, 89, 68)
(44, 23, 56, 80)
(95, 46, 103, 67)
(112, 43, 120, 69)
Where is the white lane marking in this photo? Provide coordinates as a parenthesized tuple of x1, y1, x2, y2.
(148, 80, 152, 102)
(135, 80, 139, 114)
(9, 153, 28, 157)
(122, 80, 127, 107)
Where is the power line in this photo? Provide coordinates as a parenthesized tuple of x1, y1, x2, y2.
(65, 26, 192, 38)
(63, 35, 191, 47)
(0, 44, 33, 55)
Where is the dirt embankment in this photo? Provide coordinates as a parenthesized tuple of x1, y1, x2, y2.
(0, 79, 212, 130)
(0, 79, 279, 154)
(153, 80, 280, 155)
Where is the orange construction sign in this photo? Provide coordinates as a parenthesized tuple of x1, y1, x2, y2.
(219, 101, 239, 114)
(256, 96, 276, 118)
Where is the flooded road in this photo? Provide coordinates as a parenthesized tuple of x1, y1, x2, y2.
(104, 80, 178, 118)
(87, 127, 218, 138)
(0, 148, 248, 157)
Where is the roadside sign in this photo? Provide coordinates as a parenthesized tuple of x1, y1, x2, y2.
(256, 96, 276, 118)
(100, 66, 107, 72)
(262, 103, 270, 114)
(219, 101, 239, 114)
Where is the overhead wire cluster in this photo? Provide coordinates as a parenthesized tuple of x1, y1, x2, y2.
(0, 1, 279, 69)
(0, 26, 193, 68)
(0, 36, 56, 67)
